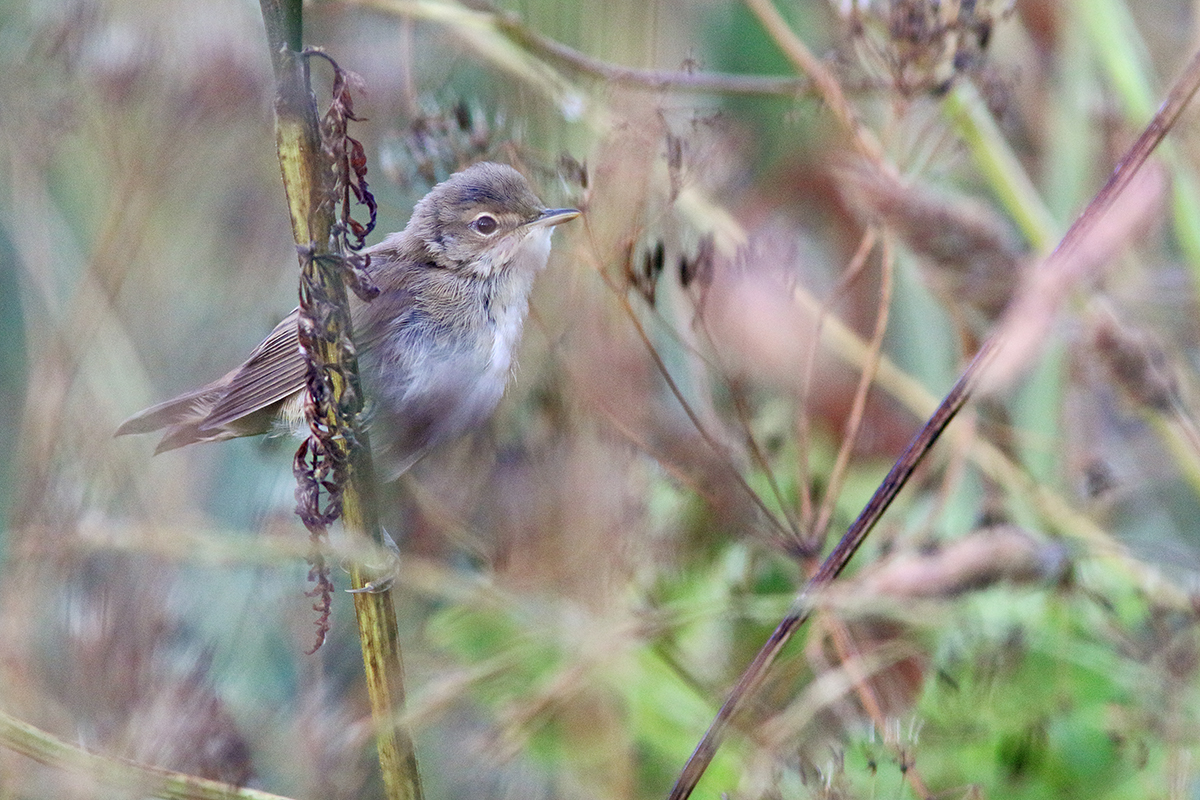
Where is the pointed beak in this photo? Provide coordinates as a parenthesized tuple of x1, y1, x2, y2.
(527, 208, 581, 229)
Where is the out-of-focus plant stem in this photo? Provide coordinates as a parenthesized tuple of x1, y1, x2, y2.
(1077, 0, 1200, 303)
(944, 83, 1060, 253)
(742, 0, 890, 172)
(257, 2, 423, 799)
(0, 709, 293, 800)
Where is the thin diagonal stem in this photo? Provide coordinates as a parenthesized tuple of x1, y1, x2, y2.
(727, 380, 803, 541)
(811, 235, 895, 548)
(796, 229, 878, 540)
(743, 0, 891, 172)
(0, 708, 293, 800)
(612, 287, 795, 541)
(668, 338, 994, 800)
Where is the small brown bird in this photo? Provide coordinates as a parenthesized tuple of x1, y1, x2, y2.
(117, 162, 580, 477)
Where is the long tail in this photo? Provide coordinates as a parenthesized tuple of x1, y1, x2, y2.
(114, 384, 232, 453)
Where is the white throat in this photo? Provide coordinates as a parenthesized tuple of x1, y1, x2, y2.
(486, 225, 555, 375)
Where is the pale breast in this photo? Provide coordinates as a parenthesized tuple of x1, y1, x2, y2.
(357, 223, 555, 477)
(483, 225, 550, 383)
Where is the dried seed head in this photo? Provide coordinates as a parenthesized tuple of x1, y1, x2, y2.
(839, 165, 1022, 318)
(1089, 309, 1180, 413)
(842, 0, 1013, 95)
(381, 100, 503, 189)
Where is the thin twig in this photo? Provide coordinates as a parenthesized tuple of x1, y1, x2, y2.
(796, 230, 879, 537)
(810, 235, 895, 549)
(357, 0, 875, 98)
(668, 338, 994, 800)
(0, 709, 293, 800)
(982, 45, 1200, 391)
(611, 286, 796, 541)
(727, 378, 804, 542)
(570, 214, 797, 541)
(743, 0, 892, 172)
(688, 282, 806, 543)
(494, 12, 823, 96)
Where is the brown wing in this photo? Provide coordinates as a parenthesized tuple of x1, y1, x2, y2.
(117, 238, 417, 453)
(201, 309, 307, 430)
(116, 310, 306, 453)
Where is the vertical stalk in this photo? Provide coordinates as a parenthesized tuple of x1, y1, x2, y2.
(257, 3, 423, 798)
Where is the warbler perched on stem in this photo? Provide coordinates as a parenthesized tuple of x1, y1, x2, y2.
(117, 162, 580, 477)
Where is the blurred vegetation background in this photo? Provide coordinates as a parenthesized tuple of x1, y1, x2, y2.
(4, 0, 1200, 797)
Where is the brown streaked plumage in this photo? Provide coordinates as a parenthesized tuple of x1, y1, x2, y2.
(117, 162, 579, 478)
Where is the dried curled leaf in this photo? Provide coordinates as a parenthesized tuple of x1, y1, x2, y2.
(305, 47, 379, 272)
(289, 51, 381, 650)
(384, 100, 502, 189)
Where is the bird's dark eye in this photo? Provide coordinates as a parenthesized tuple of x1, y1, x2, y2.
(471, 214, 499, 235)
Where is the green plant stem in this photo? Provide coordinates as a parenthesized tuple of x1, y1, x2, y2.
(257, 3, 423, 799)
(0, 709, 293, 800)
(1076, 0, 1200, 275)
(944, 82, 1060, 253)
